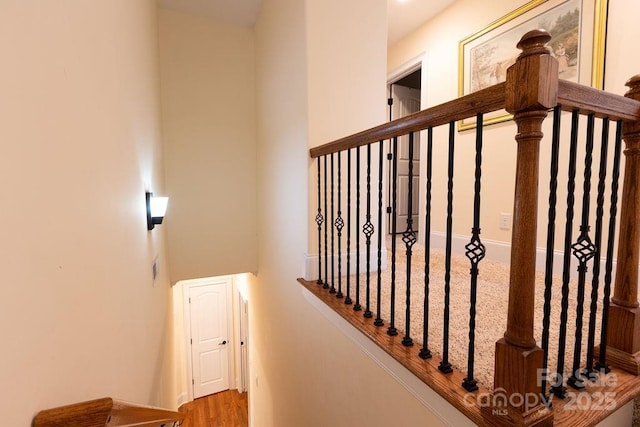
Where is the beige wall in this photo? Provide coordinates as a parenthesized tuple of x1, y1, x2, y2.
(158, 9, 257, 283)
(388, 0, 640, 254)
(253, 0, 308, 422)
(251, 0, 448, 425)
(604, 0, 640, 88)
(305, 0, 389, 260)
(389, 0, 530, 248)
(0, 1, 176, 424)
(250, 1, 640, 424)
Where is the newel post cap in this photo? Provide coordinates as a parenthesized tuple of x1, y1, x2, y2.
(625, 75, 640, 99)
(516, 29, 552, 59)
(505, 29, 558, 113)
(622, 75, 640, 136)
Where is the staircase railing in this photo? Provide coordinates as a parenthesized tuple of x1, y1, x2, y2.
(298, 30, 640, 426)
(33, 397, 184, 427)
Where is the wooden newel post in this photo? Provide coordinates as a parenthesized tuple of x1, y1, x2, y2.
(602, 75, 640, 374)
(484, 30, 557, 427)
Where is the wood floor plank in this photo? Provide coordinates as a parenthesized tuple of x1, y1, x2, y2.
(179, 390, 248, 427)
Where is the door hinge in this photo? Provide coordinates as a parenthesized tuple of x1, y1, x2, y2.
(387, 153, 393, 160)
(190, 338, 192, 345)
(387, 97, 393, 106)
(188, 297, 191, 304)
(192, 379, 194, 385)
(386, 207, 392, 214)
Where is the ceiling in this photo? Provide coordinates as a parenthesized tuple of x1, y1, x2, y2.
(158, 0, 263, 27)
(387, 0, 456, 46)
(157, 0, 457, 46)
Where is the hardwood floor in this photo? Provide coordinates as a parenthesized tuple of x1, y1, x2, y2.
(179, 390, 248, 427)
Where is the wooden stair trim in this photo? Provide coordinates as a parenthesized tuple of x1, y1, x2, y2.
(298, 278, 640, 426)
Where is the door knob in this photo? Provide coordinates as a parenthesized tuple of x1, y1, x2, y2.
(219, 340, 227, 345)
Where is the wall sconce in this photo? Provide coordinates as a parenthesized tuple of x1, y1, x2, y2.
(146, 191, 169, 230)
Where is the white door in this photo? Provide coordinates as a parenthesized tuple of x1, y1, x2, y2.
(189, 282, 230, 398)
(390, 84, 421, 233)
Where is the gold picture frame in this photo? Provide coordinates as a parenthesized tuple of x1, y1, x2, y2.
(458, 0, 608, 131)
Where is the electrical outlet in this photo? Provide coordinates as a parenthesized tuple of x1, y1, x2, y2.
(500, 213, 512, 230)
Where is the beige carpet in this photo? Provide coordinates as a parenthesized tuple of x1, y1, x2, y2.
(352, 236, 603, 390)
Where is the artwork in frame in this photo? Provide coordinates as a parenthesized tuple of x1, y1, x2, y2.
(458, 0, 608, 130)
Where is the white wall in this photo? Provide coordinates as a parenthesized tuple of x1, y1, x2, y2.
(158, 9, 257, 283)
(0, 1, 176, 424)
(251, 0, 453, 425)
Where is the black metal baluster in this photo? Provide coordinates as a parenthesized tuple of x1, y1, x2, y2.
(541, 106, 561, 404)
(568, 114, 597, 391)
(551, 110, 580, 398)
(402, 132, 417, 347)
(335, 151, 344, 299)
(316, 158, 324, 285)
(364, 144, 374, 318)
(354, 147, 362, 312)
(330, 153, 336, 294)
(388, 137, 399, 336)
(419, 127, 433, 359)
(463, 113, 485, 392)
(375, 140, 384, 326)
(439, 122, 455, 374)
(596, 120, 623, 373)
(323, 155, 329, 290)
(345, 149, 353, 305)
(586, 118, 610, 376)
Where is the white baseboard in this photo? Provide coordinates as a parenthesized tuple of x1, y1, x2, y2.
(176, 392, 189, 409)
(428, 231, 616, 282)
(304, 248, 388, 282)
(428, 231, 511, 264)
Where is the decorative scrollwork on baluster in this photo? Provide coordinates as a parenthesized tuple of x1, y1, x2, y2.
(402, 132, 416, 347)
(402, 229, 417, 248)
(571, 232, 596, 266)
(465, 234, 486, 267)
(462, 112, 485, 393)
(568, 113, 597, 392)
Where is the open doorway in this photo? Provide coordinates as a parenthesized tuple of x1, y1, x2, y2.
(173, 273, 251, 408)
(388, 67, 422, 235)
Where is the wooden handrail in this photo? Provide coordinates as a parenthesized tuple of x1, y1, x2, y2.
(33, 397, 184, 427)
(309, 82, 506, 158)
(558, 79, 640, 120)
(309, 74, 640, 161)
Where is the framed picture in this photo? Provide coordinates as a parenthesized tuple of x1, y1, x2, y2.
(458, 0, 608, 130)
